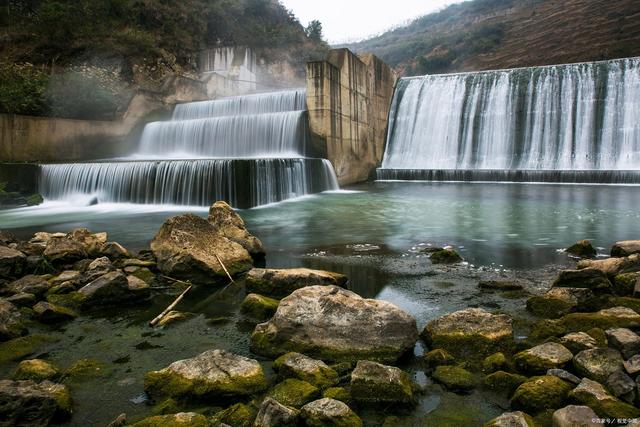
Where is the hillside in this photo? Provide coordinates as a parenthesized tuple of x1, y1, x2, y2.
(346, 0, 640, 76)
(0, 0, 328, 118)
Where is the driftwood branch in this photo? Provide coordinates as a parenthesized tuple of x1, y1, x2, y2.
(149, 285, 192, 327)
(214, 253, 235, 284)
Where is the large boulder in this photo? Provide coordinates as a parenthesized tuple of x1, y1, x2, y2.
(0, 300, 27, 341)
(150, 214, 253, 284)
(573, 348, 624, 383)
(273, 352, 339, 388)
(300, 398, 362, 427)
(421, 308, 513, 362)
(208, 201, 264, 259)
(254, 397, 299, 427)
(0, 380, 72, 427)
(0, 246, 26, 278)
(611, 240, 640, 257)
(350, 360, 415, 404)
(552, 268, 612, 291)
(251, 286, 418, 363)
(551, 405, 598, 427)
(577, 254, 640, 278)
(144, 349, 267, 400)
(569, 378, 640, 419)
(246, 268, 348, 299)
(513, 342, 573, 375)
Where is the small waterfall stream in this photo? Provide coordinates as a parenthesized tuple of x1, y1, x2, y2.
(39, 90, 339, 208)
(378, 57, 640, 183)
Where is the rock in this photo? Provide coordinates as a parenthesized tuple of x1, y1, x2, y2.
(528, 287, 595, 319)
(0, 380, 72, 426)
(0, 299, 26, 341)
(78, 271, 148, 307)
(566, 240, 597, 258)
(251, 286, 417, 363)
(273, 352, 339, 388)
(50, 270, 82, 287)
(241, 293, 279, 320)
(83, 257, 116, 282)
(151, 214, 253, 283)
(0, 245, 26, 278)
(552, 268, 612, 291)
(65, 359, 111, 381)
(560, 332, 598, 353)
(605, 328, 640, 359)
(605, 370, 635, 402)
(144, 349, 267, 400)
(546, 369, 580, 385)
(424, 348, 456, 367)
(322, 387, 351, 404)
(429, 248, 462, 264)
(350, 360, 415, 404)
(478, 280, 523, 291)
(107, 413, 127, 427)
(432, 365, 476, 393)
(124, 266, 155, 284)
(623, 354, 640, 375)
(569, 378, 640, 419)
(300, 398, 362, 427)
(421, 308, 513, 362)
(577, 254, 640, 278)
(536, 307, 640, 338)
(43, 236, 87, 264)
(611, 240, 640, 257)
(129, 412, 209, 427)
(12, 359, 60, 382)
(482, 352, 508, 373)
(68, 228, 107, 256)
(254, 397, 299, 427)
(514, 342, 573, 375)
(510, 375, 573, 413)
(3, 275, 50, 297)
(482, 371, 528, 394)
(573, 348, 624, 383)
(33, 301, 77, 323)
(99, 242, 131, 260)
(0, 230, 17, 245)
(613, 272, 640, 296)
(551, 405, 598, 427)
(157, 311, 190, 328)
(208, 200, 265, 259)
(212, 403, 255, 427)
(246, 268, 348, 299)
(5, 293, 36, 307)
(268, 378, 319, 408)
(0, 335, 58, 365)
(484, 411, 536, 427)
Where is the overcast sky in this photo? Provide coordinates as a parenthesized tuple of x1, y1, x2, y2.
(280, 0, 465, 44)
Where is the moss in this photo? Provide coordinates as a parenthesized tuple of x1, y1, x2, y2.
(423, 333, 513, 367)
(329, 362, 354, 376)
(211, 403, 256, 427)
(0, 334, 58, 364)
(65, 358, 111, 381)
(424, 349, 456, 368)
(583, 398, 640, 419)
(613, 273, 638, 296)
(268, 379, 319, 408)
(482, 352, 507, 373)
(429, 249, 462, 264)
(585, 328, 608, 347)
(273, 353, 339, 389)
(606, 297, 640, 314)
(152, 398, 181, 416)
(511, 376, 573, 413)
(50, 384, 73, 420)
(482, 371, 528, 394)
(13, 358, 60, 381)
(131, 267, 156, 284)
(46, 292, 86, 311)
(323, 387, 352, 404)
(144, 370, 193, 399)
(532, 309, 640, 340)
(241, 293, 279, 320)
(526, 296, 574, 319)
(25, 194, 44, 206)
(432, 365, 476, 393)
(129, 412, 210, 427)
(513, 349, 563, 375)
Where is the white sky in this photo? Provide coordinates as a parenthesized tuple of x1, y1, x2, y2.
(280, 0, 465, 44)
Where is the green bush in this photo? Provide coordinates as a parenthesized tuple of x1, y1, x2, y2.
(0, 63, 49, 116)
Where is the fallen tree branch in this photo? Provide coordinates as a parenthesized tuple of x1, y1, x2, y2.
(214, 253, 235, 284)
(149, 285, 192, 327)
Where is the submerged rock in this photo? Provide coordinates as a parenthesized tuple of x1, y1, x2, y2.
(424, 348, 456, 368)
(144, 349, 267, 400)
(251, 286, 418, 363)
(483, 411, 536, 427)
(151, 214, 253, 283)
(300, 398, 362, 427)
(569, 378, 640, 419)
(565, 240, 597, 258)
(0, 299, 26, 341)
(246, 268, 348, 298)
(0, 380, 72, 427)
(513, 342, 573, 375)
(129, 412, 209, 427)
(350, 360, 416, 404)
(551, 405, 598, 427)
(0, 246, 26, 278)
(254, 397, 299, 427)
(510, 375, 573, 413)
(573, 348, 624, 383)
(432, 365, 476, 393)
(12, 359, 60, 382)
(268, 378, 319, 408)
(208, 201, 265, 260)
(611, 240, 640, 257)
(552, 268, 612, 291)
(273, 352, 339, 388)
(421, 308, 513, 362)
(429, 248, 463, 264)
(240, 293, 279, 320)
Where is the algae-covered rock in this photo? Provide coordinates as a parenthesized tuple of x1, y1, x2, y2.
(534, 307, 640, 339)
(151, 214, 253, 283)
(569, 378, 640, 419)
(613, 272, 639, 296)
(0, 380, 72, 426)
(350, 360, 415, 405)
(208, 200, 265, 260)
(323, 387, 351, 404)
(251, 286, 418, 363)
(129, 412, 210, 427)
(13, 359, 60, 382)
(432, 365, 476, 393)
(65, 358, 111, 381)
(0, 334, 58, 364)
(33, 301, 77, 323)
(551, 405, 597, 427)
(513, 342, 573, 375)
(483, 411, 536, 427)
(552, 268, 612, 291)
(300, 398, 363, 427)
(526, 287, 594, 319)
(268, 378, 319, 408)
(241, 293, 279, 320)
(559, 332, 598, 353)
(273, 352, 339, 388)
(510, 376, 573, 413)
(424, 348, 456, 368)
(421, 308, 513, 363)
(429, 248, 462, 264)
(246, 268, 348, 299)
(611, 240, 640, 257)
(573, 348, 624, 383)
(482, 352, 508, 373)
(0, 299, 27, 341)
(144, 349, 267, 400)
(254, 397, 299, 427)
(212, 403, 256, 427)
(565, 240, 597, 259)
(605, 327, 640, 359)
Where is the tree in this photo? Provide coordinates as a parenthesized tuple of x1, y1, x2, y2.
(305, 19, 324, 42)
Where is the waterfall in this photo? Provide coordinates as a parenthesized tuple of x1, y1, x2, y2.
(379, 57, 640, 182)
(39, 89, 339, 208)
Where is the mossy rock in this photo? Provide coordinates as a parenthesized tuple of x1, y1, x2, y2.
(565, 240, 597, 258)
(526, 296, 574, 319)
(13, 359, 60, 381)
(350, 360, 416, 405)
(241, 293, 279, 320)
(585, 328, 608, 347)
(268, 379, 320, 408)
(482, 352, 508, 373)
(273, 352, 339, 389)
(130, 412, 210, 427)
(613, 273, 638, 296)
(429, 249, 462, 264)
(531, 308, 640, 339)
(606, 296, 640, 314)
(483, 371, 528, 394)
(25, 194, 44, 206)
(424, 348, 456, 368)
(152, 398, 181, 416)
(329, 362, 354, 377)
(419, 393, 489, 427)
(300, 398, 362, 427)
(569, 378, 640, 420)
(323, 387, 352, 404)
(45, 292, 86, 311)
(64, 359, 111, 381)
(513, 343, 573, 375)
(131, 267, 156, 284)
(511, 376, 573, 413)
(0, 334, 58, 364)
(432, 365, 476, 393)
(212, 403, 256, 427)
(484, 411, 537, 427)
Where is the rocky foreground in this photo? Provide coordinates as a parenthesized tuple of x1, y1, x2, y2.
(1, 202, 640, 426)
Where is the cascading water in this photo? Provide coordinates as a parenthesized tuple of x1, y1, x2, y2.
(39, 89, 339, 208)
(378, 57, 640, 183)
